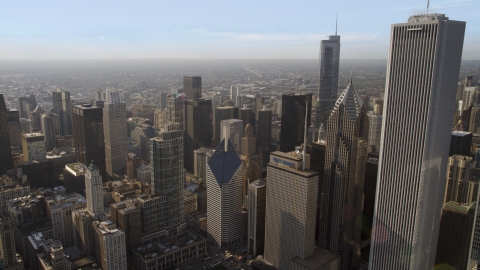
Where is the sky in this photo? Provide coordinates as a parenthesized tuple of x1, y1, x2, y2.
(0, 0, 478, 60)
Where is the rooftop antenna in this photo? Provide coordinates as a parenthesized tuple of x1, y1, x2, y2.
(426, 0, 430, 19)
(335, 13, 338, 36)
(350, 69, 353, 85)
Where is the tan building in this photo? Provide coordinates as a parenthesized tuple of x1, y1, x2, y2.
(104, 91, 128, 178)
(264, 151, 318, 270)
(126, 153, 141, 180)
(93, 220, 127, 270)
(444, 155, 480, 204)
(109, 200, 142, 259)
(22, 132, 46, 162)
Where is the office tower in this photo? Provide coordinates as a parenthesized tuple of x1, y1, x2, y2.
(0, 217, 24, 269)
(373, 99, 384, 115)
(309, 139, 326, 242)
(109, 201, 142, 259)
(154, 108, 166, 130)
(0, 95, 13, 175)
(369, 14, 466, 270)
(463, 86, 480, 110)
(166, 93, 184, 128)
(214, 106, 239, 144)
(21, 132, 46, 162)
(93, 220, 127, 270)
(239, 105, 256, 133)
(63, 163, 86, 195)
(46, 191, 86, 247)
(280, 93, 312, 152)
(183, 76, 202, 99)
(72, 209, 95, 256)
(363, 153, 379, 239)
(104, 91, 127, 178)
(470, 106, 480, 133)
(158, 92, 167, 110)
(206, 138, 243, 248)
(85, 161, 104, 217)
(257, 105, 272, 166)
(40, 111, 60, 151)
(132, 124, 157, 161)
(194, 147, 215, 186)
(7, 110, 21, 149)
(184, 98, 212, 172)
(247, 179, 266, 257)
(231, 85, 241, 101)
(137, 164, 151, 182)
(367, 111, 382, 151)
(120, 91, 130, 108)
(319, 79, 368, 270)
(150, 129, 185, 234)
(220, 119, 244, 152)
(450, 130, 472, 156)
(126, 153, 142, 179)
(264, 151, 319, 269)
(316, 33, 340, 128)
(30, 105, 44, 131)
(445, 155, 479, 203)
(436, 201, 477, 269)
(52, 89, 72, 135)
(72, 104, 106, 179)
(19, 118, 31, 133)
(240, 124, 262, 200)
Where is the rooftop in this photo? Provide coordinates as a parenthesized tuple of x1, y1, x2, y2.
(65, 163, 86, 176)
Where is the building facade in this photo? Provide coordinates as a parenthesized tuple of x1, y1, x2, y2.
(0, 94, 13, 175)
(280, 93, 312, 152)
(247, 180, 266, 257)
(104, 90, 128, 178)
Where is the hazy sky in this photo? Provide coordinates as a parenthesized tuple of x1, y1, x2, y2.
(1, 0, 478, 60)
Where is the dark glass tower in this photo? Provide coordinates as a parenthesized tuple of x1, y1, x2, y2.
(239, 106, 256, 135)
(257, 106, 272, 166)
(0, 94, 13, 174)
(184, 99, 212, 172)
(72, 104, 106, 179)
(52, 89, 72, 135)
(183, 76, 202, 99)
(280, 93, 312, 152)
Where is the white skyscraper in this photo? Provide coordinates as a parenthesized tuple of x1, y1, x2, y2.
(367, 111, 382, 151)
(220, 119, 244, 153)
(369, 14, 466, 269)
(104, 89, 127, 177)
(206, 138, 243, 248)
(85, 162, 104, 217)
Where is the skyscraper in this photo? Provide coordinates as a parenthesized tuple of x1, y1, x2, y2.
(369, 14, 466, 269)
(367, 111, 382, 151)
(158, 92, 167, 110)
(449, 130, 472, 156)
(206, 138, 243, 248)
(72, 104, 106, 179)
(316, 33, 340, 128)
(52, 89, 72, 135)
(230, 85, 241, 101)
(150, 128, 185, 235)
(183, 76, 202, 99)
(85, 162, 104, 217)
(319, 79, 369, 270)
(184, 98, 212, 172)
(220, 119, 244, 153)
(104, 90, 127, 178)
(263, 151, 318, 269)
(280, 93, 312, 152)
(247, 179, 266, 257)
(240, 124, 261, 201)
(214, 106, 239, 144)
(239, 105, 255, 134)
(166, 93, 184, 129)
(0, 94, 13, 175)
(257, 105, 272, 166)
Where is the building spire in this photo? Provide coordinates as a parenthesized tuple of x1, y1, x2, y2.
(350, 69, 353, 85)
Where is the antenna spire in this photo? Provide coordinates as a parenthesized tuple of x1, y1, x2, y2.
(336, 13, 338, 36)
(350, 69, 353, 85)
(427, 0, 430, 17)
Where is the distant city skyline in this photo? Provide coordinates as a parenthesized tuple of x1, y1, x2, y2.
(0, 0, 478, 60)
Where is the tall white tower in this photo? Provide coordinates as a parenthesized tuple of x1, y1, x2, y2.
(369, 14, 466, 269)
(85, 161, 104, 217)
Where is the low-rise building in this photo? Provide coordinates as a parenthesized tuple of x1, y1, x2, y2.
(0, 175, 30, 215)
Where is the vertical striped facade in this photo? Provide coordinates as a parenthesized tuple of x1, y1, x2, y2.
(369, 14, 466, 269)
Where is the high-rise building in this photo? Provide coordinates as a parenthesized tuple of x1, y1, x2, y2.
(72, 209, 95, 256)
(30, 105, 45, 131)
(206, 138, 243, 248)
(183, 76, 202, 99)
(470, 106, 480, 133)
(109, 200, 142, 259)
(444, 155, 479, 204)
(194, 147, 215, 186)
(280, 93, 312, 152)
(93, 220, 127, 270)
(239, 105, 255, 134)
(0, 217, 24, 269)
(52, 89, 72, 135)
(72, 104, 106, 179)
(0, 94, 13, 174)
(126, 153, 142, 180)
(369, 14, 466, 269)
(150, 129, 185, 235)
(436, 201, 477, 269)
(166, 94, 184, 129)
(309, 140, 326, 242)
(240, 124, 261, 201)
(104, 90, 127, 178)
(230, 85, 241, 101)
(85, 162, 104, 217)
(153, 108, 167, 130)
(19, 118, 32, 133)
(214, 106, 239, 144)
(463, 86, 480, 110)
(319, 79, 368, 270)
(264, 151, 318, 269)
(184, 98, 212, 172)
(21, 132, 46, 162)
(247, 179, 266, 257)
(40, 111, 60, 151)
(220, 119, 244, 153)
(367, 111, 382, 151)
(7, 110, 21, 149)
(316, 34, 340, 128)
(257, 105, 272, 166)
(158, 92, 167, 110)
(450, 130, 472, 156)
